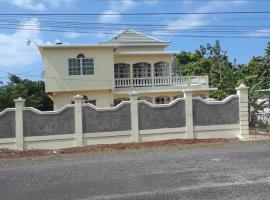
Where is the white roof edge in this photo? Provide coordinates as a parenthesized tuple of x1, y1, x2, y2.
(114, 87, 217, 94)
(105, 29, 170, 44)
(115, 51, 179, 55)
(38, 42, 169, 49)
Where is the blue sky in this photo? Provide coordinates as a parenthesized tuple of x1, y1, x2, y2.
(0, 0, 270, 82)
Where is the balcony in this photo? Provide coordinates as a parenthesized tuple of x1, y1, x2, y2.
(115, 76, 209, 88)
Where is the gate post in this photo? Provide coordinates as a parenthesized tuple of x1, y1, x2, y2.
(14, 97, 25, 151)
(184, 89, 194, 139)
(236, 84, 249, 137)
(130, 91, 139, 142)
(73, 95, 83, 147)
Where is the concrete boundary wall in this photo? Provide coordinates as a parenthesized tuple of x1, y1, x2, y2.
(193, 95, 239, 126)
(0, 108, 15, 139)
(0, 85, 249, 150)
(82, 102, 131, 133)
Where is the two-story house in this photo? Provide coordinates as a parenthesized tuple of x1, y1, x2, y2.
(38, 30, 215, 110)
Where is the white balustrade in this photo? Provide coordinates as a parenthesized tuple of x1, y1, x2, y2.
(115, 76, 208, 87)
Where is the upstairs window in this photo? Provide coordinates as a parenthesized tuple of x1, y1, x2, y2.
(68, 54, 94, 75)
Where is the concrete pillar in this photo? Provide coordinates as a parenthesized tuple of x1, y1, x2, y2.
(236, 84, 249, 137)
(151, 63, 154, 87)
(130, 91, 139, 142)
(14, 97, 25, 151)
(73, 95, 83, 147)
(184, 90, 194, 139)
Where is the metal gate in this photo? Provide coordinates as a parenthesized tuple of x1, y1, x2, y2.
(249, 106, 270, 139)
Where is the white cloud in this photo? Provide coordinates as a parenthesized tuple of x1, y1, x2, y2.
(99, 0, 136, 23)
(0, 18, 43, 69)
(99, 10, 121, 23)
(63, 32, 88, 39)
(47, 0, 75, 7)
(153, 0, 249, 35)
(246, 29, 270, 37)
(9, 0, 46, 11)
(144, 0, 159, 5)
(4, 0, 76, 10)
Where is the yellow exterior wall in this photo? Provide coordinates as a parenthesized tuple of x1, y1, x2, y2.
(52, 89, 209, 110)
(42, 47, 115, 93)
(40, 44, 209, 110)
(114, 90, 209, 103)
(51, 90, 113, 110)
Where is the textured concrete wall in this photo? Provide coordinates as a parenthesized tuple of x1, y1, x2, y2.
(23, 107, 75, 136)
(0, 111, 15, 138)
(138, 101, 186, 130)
(193, 97, 239, 126)
(82, 103, 131, 133)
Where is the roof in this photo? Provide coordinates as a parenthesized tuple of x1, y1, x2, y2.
(38, 29, 171, 49)
(103, 29, 170, 45)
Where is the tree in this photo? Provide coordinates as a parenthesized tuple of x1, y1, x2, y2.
(0, 75, 53, 111)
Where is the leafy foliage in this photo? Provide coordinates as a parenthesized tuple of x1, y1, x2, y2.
(0, 75, 53, 111)
(174, 40, 270, 123)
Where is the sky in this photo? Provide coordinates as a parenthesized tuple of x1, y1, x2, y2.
(0, 0, 270, 82)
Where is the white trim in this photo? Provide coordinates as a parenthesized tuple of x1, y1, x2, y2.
(24, 134, 75, 142)
(23, 104, 74, 114)
(38, 43, 169, 49)
(140, 127, 186, 135)
(194, 124, 239, 131)
(82, 101, 130, 111)
(114, 86, 216, 94)
(0, 138, 16, 144)
(115, 51, 176, 55)
(0, 108, 15, 116)
(84, 131, 131, 138)
(192, 95, 239, 105)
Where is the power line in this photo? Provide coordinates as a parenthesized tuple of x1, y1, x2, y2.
(0, 26, 269, 39)
(1, 11, 270, 16)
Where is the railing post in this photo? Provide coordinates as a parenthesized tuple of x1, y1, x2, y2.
(236, 84, 249, 137)
(205, 75, 209, 86)
(130, 91, 139, 142)
(187, 76, 191, 86)
(73, 95, 83, 147)
(184, 90, 194, 139)
(14, 97, 25, 151)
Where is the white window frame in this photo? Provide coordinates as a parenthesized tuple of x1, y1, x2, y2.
(68, 54, 94, 76)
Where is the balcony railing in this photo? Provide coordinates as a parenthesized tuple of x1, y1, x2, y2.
(115, 76, 208, 88)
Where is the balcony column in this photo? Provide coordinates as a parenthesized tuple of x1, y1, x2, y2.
(130, 63, 133, 87)
(151, 63, 154, 87)
(169, 62, 172, 85)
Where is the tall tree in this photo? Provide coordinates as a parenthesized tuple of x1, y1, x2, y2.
(0, 75, 53, 111)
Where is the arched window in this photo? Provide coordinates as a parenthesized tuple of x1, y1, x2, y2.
(68, 53, 94, 75)
(133, 63, 151, 78)
(77, 54, 85, 58)
(155, 96, 171, 104)
(154, 62, 169, 77)
(114, 97, 130, 106)
(114, 63, 130, 78)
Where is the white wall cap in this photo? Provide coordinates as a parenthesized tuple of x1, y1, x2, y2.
(183, 89, 193, 93)
(14, 97, 26, 102)
(73, 95, 83, 99)
(236, 84, 249, 90)
(129, 91, 139, 96)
